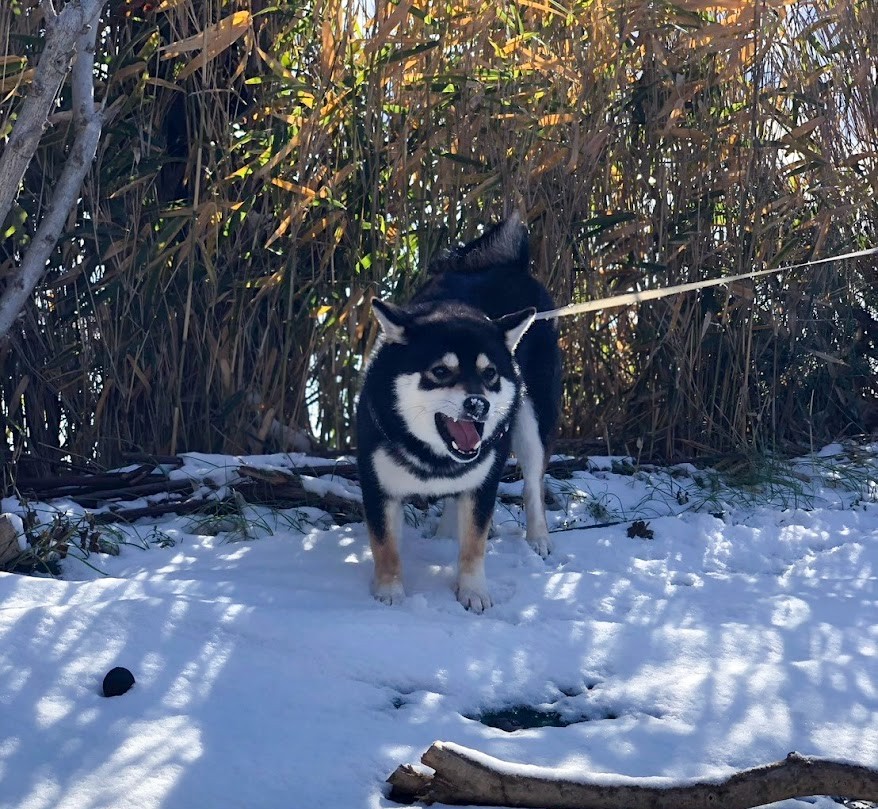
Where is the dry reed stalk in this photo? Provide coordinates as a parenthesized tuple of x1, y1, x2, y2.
(1, 0, 875, 470)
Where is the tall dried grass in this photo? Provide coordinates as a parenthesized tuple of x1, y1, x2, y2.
(1, 0, 876, 470)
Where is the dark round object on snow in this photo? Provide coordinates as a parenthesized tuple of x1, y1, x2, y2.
(102, 666, 135, 697)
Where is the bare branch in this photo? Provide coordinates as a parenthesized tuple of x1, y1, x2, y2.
(387, 742, 878, 809)
(0, 0, 107, 342)
(0, 108, 103, 339)
(0, 0, 106, 240)
(71, 0, 100, 126)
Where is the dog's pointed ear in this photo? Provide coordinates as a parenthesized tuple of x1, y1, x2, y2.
(494, 307, 536, 353)
(372, 299, 409, 344)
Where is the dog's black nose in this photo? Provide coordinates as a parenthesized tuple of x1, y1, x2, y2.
(462, 395, 489, 421)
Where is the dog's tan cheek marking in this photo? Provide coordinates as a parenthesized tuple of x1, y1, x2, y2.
(456, 494, 488, 577)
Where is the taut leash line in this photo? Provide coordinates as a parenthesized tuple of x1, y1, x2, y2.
(534, 246, 878, 321)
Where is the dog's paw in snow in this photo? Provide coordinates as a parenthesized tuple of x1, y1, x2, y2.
(372, 578, 405, 605)
(456, 574, 493, 613)
(527, 535, 553, 559)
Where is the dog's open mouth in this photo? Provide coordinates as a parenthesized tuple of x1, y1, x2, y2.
(435, 413, 485, 461)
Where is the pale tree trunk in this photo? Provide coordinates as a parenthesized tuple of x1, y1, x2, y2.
(388, 742, 878, 809)
(0, 0, 108, 341)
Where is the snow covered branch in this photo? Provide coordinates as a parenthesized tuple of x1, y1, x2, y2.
(0, 0, 107, 341)
(387, 742, 878, 809)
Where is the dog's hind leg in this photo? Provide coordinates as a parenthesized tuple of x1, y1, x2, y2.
(367, 499, 406, 604)
(435, 497, 458, 537)
(512, 395, 552, 558)
(455, 492, 494, 613)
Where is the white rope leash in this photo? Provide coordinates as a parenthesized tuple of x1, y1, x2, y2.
(534, 246, 878, 321)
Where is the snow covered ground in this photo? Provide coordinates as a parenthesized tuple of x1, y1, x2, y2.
(1, 445, 876, 809)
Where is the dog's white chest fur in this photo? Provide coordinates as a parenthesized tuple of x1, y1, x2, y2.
(371, 447, 496, 499)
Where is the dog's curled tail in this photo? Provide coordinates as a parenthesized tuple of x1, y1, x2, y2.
(428, 214, 530, 276)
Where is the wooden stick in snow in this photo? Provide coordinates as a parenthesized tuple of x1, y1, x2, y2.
(387, 742, 878, 809)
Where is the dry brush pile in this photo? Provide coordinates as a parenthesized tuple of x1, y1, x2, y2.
(0, 0, 876, 474)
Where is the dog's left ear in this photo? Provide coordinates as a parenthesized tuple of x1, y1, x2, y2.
(494, 307, 536, 353)
(372, 299, 410, 344)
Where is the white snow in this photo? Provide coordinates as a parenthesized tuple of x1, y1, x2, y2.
(0, 447, 876, 809)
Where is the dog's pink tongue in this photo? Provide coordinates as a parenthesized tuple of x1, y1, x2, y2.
(446, 418, 481, 452)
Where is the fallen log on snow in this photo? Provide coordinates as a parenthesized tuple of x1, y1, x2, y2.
(7, 454, 603, 529)
(387, 742, 878, 809)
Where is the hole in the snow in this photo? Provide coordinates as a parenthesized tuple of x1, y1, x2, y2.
(557, 680, 601, 697)
(473, 705, 621, 731)
(467, 699, 624, 731)
(469, 706, 570, 731)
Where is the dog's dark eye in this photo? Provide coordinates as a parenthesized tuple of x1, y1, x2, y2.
(428, 364, 453, 383)
(481, 366, 499, 385)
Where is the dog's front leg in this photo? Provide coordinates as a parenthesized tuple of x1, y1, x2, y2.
(366, 498, 405, 605)
(455, 491, 493, 613)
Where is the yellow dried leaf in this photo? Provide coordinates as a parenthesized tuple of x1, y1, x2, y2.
(0, 67, 34, 93)
(271, 178, 317, 198)
(265, 210, 296, 249)
(516, 0, 569, 17)
(256, 134, 304, 180)
(195, 201, 222, 231)
(109, 61, 147, 85)
(142, 76, 183, 91)
(300, 212, 345, 244)
(102, 239, 132, 263)
(678, 0, 748, 9)
(163, 12, 251, 80)
(531, 148, 567, 178)
(668, 127, 710, 142)
(109, 175, 154, 199)
(787, 117, 823, 140)
(538, 113, 575, 127)
(256, 44, 295, 81)
(162, 11, 251, 56)
(366, 1, 413, 53)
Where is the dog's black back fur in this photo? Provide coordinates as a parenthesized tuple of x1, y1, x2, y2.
(413, 218, 561, 445)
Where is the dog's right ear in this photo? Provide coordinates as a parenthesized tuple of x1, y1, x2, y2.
(494, 306, 536, 353)
(372, 299, 409, 344)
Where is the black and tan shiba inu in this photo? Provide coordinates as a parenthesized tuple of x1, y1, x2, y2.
(356, 215, 561, 611)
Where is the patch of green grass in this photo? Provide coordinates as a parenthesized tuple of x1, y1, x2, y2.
(6, 507, 147, 577)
